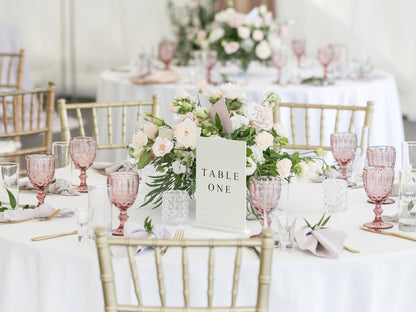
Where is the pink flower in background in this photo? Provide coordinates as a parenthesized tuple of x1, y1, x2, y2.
(273, 122, 287, 137)
(228, 13, 245, 28)
(176, 90, 191, 99)
(280, 25, 289, 37)
(219, 82, 244, 100)
(143, 122, 158, 140)
(255, 132, 274, 150)
(152, 137, 173, 157)
(264, 12, 273, 25)
(255, 40, 272, 60)
(252, 30, 264, 41)
(224, 41, 239, 54)
(196, 79, 211, 97)
(169, 102, 180, 113)
(131, 130, 148, 152)
(197, 30, 207, 41)
(253, 105, 273, 130)
(252, 18, 262, 28)
(173, 118, 201, 149)
(276, 158, 292, 178)
(238, 26, 250, 39)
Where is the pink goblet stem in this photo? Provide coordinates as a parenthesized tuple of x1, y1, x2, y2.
(78, 169, 88, 193)
(275, 69, 281, 84)
(36, 191, 46, 206)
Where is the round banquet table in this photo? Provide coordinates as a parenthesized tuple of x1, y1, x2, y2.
(96, 64, 404, 163)
(1, 169, 416, 312)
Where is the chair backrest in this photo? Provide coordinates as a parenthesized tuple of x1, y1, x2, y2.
(0, 83, 55, 169)
(0, 49, 24, 90)
(57, 96, 160, 150)
(273, 101, 374, 152)
(95, 228, 274, 312)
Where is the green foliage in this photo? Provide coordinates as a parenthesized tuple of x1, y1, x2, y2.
(304, 213, 331, 231)
(144, 216, 153, 234)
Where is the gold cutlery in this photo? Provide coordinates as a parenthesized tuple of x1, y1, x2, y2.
(360, 226, 416, 242)
(0, 218, 37, 225)
(350, 184, 364, 189)
(343, 245, 360, 253)
(39, 209, 61, 222)
(31, 231, 77, 241)
(161, 229, 184, 256)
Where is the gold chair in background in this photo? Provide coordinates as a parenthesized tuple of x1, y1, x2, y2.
(95, 228, 274, 312)
(0, 49, 24, 90)
(57, 96, 159, 150)
(273, 101, 374, 152)
(0, 82, 55, 170)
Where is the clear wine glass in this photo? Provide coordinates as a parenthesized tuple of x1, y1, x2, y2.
(202, 50, 217, 84)
(292, 39, 306, 68)
(363, 166, 394, 229)
(159, 41, 176, 71)
(318, 47, 334, 80)
(107, 171, 139, 236)
(248, 176, 282, 237)
(69, 136, 97, 193)
(366, 145, 396, 204)
(271, 49, 288, 84)
(330, 132, 357, 187)
(25, 154, 56, 206)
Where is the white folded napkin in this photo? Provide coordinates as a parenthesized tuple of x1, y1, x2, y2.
(111, 222, 171, 257)
(0, 204, 74, 222)
(294, 226, 348, 258)
(20, 178, 80, 196)
(92, 161, 135, 175)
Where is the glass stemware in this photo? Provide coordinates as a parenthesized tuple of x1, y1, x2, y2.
(248, 176, 282, 237)
(108, 171, 139, 236)
(330, 132, 357, 187)
(271, 49, 288, 84)
(202, 50, 217, 84)
(69, 136, 97, 193)
(159, 41, 176, 71)
(292, 39, 306, 68)
(318, 47, 334, 80)
(363, 166, 394, 229)
(25, 154, 56, 206)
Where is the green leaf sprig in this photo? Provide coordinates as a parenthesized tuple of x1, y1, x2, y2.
(408, 200, 414, 211)
(0, 188, 36, 211)
(304, 213, 331, 231)
(144, 216, 153, 234)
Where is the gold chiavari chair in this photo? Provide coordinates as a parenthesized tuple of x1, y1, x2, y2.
(0, 49, 24, 90)
(95, 228, 274, 312)
(57, 96, 160, 150)
(0, 82, 55, 172)
(273, 101, 374, 153)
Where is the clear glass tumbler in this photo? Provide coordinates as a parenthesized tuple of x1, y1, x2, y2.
(399, 169, 416, 231)
(52, 141, 72, 187)
(322, 179, 348, 213)
(0, 162, 19, 209)
(162, 190, 189, 226)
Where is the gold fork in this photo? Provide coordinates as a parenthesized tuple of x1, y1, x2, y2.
(161, 229, 184, 256)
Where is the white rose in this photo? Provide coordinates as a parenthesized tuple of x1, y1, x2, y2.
(252, 18, 262, 28)
(173, 118, 201, 149)
(252, 29, 264, 41)
(246, 157, 257, 176)
(241, 39, 254, 52)
(272, 122, 287, 137)
(230, 114, 249, 131)
(250, 145, 265, 165)
(255, 132, 274, 151)
(241, 102, 258, 119)
(268, 35, 282, 52)
(209, 27, 225, 43)
(255, 40, 272, 60)
(152, 137, 173, 157)
(224, 41, 240, 54)
(258, 4, 268, 16)
(237, 26, 250, 39)
(143, 122, 158, 140)
(219, 82, 244, 100)
(276, 158, 292, 178)
(307, 160, 321, 179)
(172, 160, 186, 174)
(131, 130, 148, 151)
(294, 162, 309, 177)
(158, 128, 173, 141)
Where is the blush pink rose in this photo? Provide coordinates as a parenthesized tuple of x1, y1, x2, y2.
(173, 118, 201, 149)
(272, 122, 287, 137)
(169, 102, 180, 113)
(152, 137, 173, 157)
(252, 105, 273, 131)
(276, 158, 292, 178)
(131, 130, 148, 151)
(252, 30, 264, 41)
(143, 122, 158, 140)
(197, 30, 207, 41)
(255, 132, 274, 151)
(224, 41, 239, 54)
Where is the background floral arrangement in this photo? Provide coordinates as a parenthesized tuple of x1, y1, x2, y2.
(199, 5, 293, 71)
(128, 81, 325, 218)
(167, 0, 217, 66)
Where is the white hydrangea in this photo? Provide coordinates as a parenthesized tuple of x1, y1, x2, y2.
(249, 145, 265, 165)
(246, 157, 257, 176)
(241, 39, 254, 52)
(241, 101, 258, 120)
(230, 114, 249, 131)
(209, 27, 225, 43)
(172, 160, 186, 175)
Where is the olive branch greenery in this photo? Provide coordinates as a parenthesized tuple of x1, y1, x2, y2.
(304, 213, 331, 231)
(144, 216, 153, 234)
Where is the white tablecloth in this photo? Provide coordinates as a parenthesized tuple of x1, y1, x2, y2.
(96, 65, 404, 163)
(1, 170, 416, 312)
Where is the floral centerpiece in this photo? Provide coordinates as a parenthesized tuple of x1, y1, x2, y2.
(198, 5, 293, 72)
(128, 81, 325, 219)
(167, 0, 216, 66)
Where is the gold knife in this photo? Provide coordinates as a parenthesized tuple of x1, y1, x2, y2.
(360, 226, 416, 242)
(31, 231, 77, 241)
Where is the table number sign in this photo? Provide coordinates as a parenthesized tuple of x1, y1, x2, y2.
(194, 137, 247, 233)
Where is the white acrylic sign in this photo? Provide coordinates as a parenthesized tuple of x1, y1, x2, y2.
(194, 137, 246, 233)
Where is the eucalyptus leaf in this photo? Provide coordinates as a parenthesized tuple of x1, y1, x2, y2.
(6, 189, 16, 209)
(408, 200, 414, 211)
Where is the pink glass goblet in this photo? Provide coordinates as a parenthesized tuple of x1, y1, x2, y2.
(204, 50, 217, 84)
(366, 145, 396, 204)
(249, 176, 282, 237)
(107, 171, 139, 236)
(25, 154, 56, 206)
(69, 136, 97, 193)
(159, 41, 176, 70)
(292, 39, 306, 68)
(363, 166, 394, 229)
(318, 47, 334, 80)
(330, 132, 357, 187)
(271, 50, 288, 84)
